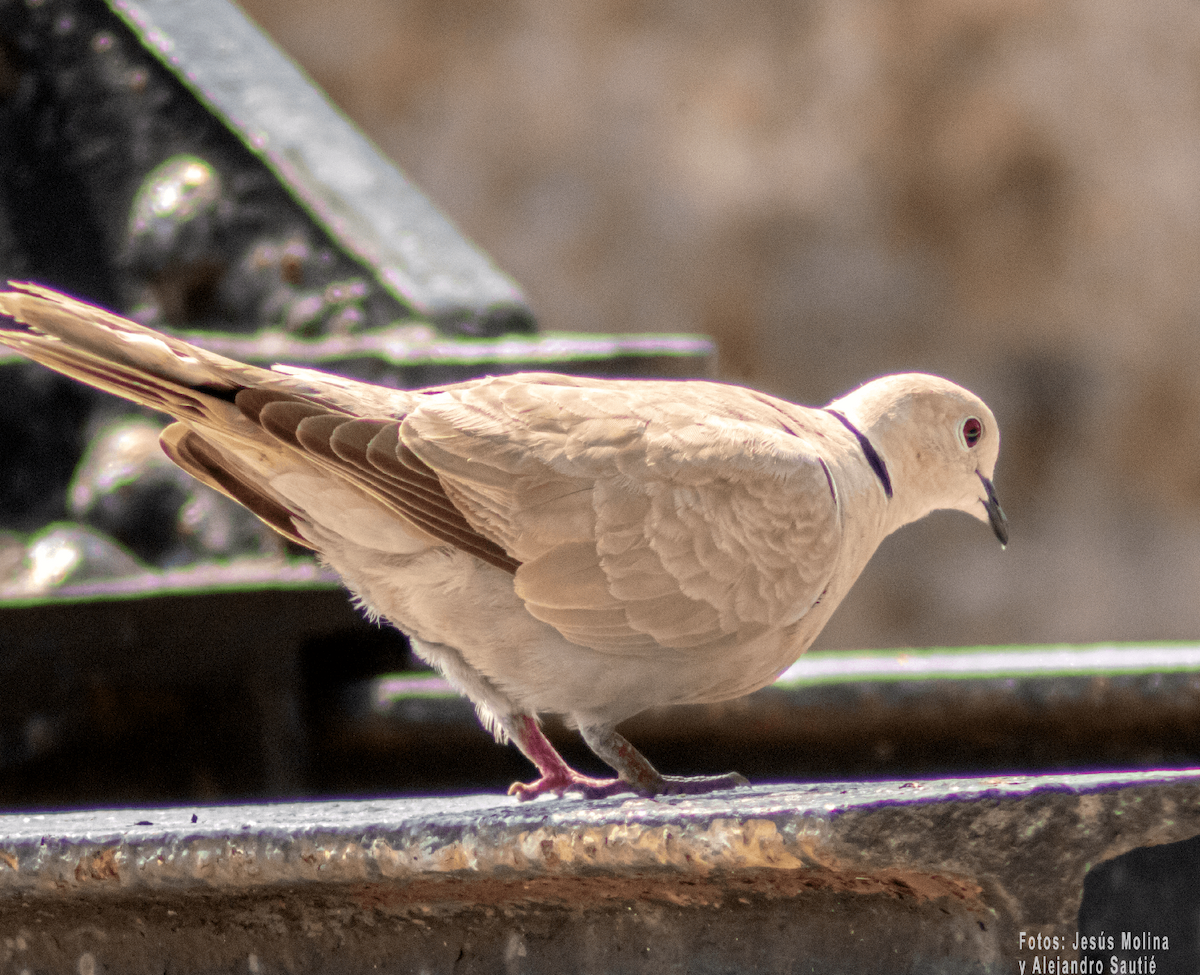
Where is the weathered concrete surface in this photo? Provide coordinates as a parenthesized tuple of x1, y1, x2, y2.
(1, 771, 1198, 973)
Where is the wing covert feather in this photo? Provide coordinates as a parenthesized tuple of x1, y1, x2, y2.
(243, 393, 520, 572)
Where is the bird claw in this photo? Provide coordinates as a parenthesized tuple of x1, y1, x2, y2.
(509, 769, 750, 801)
(507, 714, 748, 801)
(508, 771, 632, 801)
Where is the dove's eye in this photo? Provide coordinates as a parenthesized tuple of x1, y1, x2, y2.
(960, 417, 983, 448)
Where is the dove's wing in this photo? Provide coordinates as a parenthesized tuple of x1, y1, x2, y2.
(400, 374, 844, 653)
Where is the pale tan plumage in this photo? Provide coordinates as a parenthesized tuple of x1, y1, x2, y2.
(0, 283, 1007, 799)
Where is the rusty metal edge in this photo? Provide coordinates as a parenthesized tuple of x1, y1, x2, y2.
(1, 770, 1197, 940)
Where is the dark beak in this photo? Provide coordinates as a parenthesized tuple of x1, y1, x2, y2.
(979, 473, 1009, 548)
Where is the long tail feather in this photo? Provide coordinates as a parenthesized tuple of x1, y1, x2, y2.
(0, 283, 276, 423)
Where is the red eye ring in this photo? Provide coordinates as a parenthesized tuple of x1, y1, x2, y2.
(961, 417, 983, 448)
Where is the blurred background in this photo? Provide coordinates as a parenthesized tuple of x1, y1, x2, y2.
(235, 0, 1200, 652)
(3, 0, 1200, 807)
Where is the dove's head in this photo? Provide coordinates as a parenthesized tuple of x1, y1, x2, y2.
(828, 373, 1007, 547)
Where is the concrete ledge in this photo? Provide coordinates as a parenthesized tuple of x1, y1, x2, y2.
(2, 771, 1198, 972)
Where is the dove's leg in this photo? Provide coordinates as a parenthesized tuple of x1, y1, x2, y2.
(405, 637, 627, 800)
(505, 715, 632, 800)
(506, 720, 750, 800)
(578, 725, 750, 797)
(407, 636, 746, 800)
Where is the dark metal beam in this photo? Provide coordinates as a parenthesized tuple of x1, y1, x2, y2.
(107, 0, 531, 333)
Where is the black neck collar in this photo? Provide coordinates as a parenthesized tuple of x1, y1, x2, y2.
(825, 409, 893, 499)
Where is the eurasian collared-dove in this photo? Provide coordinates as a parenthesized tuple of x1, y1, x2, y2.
(0, 284, 1007, 799)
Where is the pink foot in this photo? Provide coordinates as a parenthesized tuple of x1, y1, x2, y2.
(507, 770, 749, 801)
(507, 770, 633, 801)
(507, 714, 636, 801)
(504, 714, 750, 801)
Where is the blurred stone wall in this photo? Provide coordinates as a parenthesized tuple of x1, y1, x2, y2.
(237, 0, 1200, 651)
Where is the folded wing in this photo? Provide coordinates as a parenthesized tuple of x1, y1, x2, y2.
(401, 374, 843, 654)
